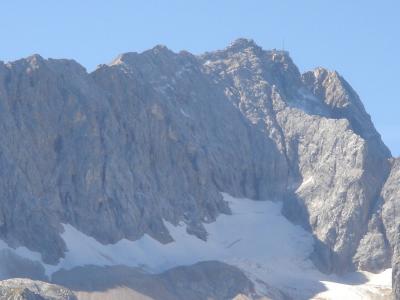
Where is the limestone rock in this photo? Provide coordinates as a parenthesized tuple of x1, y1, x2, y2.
(200, 38, 391, 272)
(0, 39, 398, 293)
(0, 47, 288, 265)
(0, 278, 76, 300)
(393, 226, 400, 299)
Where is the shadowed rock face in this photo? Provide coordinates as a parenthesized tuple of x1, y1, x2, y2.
(52, 262, 266, 300)
(0, 47, 288, 264)
(0, 39, 398, 293)
(0, 250, 46, 280)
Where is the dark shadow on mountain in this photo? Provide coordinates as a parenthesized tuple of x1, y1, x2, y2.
(0, 249, 47, 281)
(0, 252, 372, 299)
(53, 261, 373, 300)
(333, 271, 369, 285)
(51, 261, 259, 300)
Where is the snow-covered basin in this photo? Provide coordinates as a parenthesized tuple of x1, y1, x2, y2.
(0, 193, 392, 299)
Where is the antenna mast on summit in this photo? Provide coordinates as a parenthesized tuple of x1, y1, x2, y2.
(282, 39, 285, 52)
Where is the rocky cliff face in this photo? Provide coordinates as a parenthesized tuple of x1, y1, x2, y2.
(0, 39, 398, 298)
(379, 159, 400, 300)
(201, 38, 392, 273)
(394, 226, 400, 300)
(0, 49, 287, 264)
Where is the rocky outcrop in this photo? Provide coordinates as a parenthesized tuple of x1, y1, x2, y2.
(0, 278, 76, 300)
(353, 157, 400, 296)
(394, 227, 400, 300)
(200, 38, 391, 273)
(381, 159, 400, 251)
(379, 159, 400, 299)
(302, 67, 390, 151)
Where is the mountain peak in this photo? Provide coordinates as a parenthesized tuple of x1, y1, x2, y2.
(109, 52, 137, 67)
(227, 38, 260, 51)
(109, 44, 177, 68)
(7, 54, 46, 69)
(151, 44, 172, 53)
(26, 53, 43, 61)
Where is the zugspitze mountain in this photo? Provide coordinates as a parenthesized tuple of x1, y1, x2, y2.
(0, 38, 398, 300)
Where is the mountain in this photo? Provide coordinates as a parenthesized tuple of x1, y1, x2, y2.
(0, 39, 398, 299)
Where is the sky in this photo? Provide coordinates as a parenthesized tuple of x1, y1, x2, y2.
(0, 1, 399, 155)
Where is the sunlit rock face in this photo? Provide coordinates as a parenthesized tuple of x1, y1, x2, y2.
(200, 38, 392, 273)
(380, 159, 400, 300)
(0, 278, 77, 300)
(0, 39, 399, 298)
(394, 228, 400, 299)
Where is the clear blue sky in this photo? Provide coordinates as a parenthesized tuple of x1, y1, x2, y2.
(1, 1, 399, 155)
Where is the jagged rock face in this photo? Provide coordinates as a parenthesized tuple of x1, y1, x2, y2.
(379, 159, 400, 299)
(381, 159, 400, 250)
(353, 157, 400, 283)
(0, 38, 397, 283)
(277, 109, 389, 272)
(0, 278, 76, 300)
(353, 213, 392, 273)
(302, 67, 390, 150)
(352, 157, 400, 275)
(200, 38, 391, 273)
(394, 227, 400, 300)
(0, 45, 287, 264)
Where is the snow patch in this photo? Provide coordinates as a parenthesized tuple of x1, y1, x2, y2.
(0, 240, 44, 264)
(42, 194, 313, 278)
(314, 269, 392, 300)
(0, 193, 392, 299)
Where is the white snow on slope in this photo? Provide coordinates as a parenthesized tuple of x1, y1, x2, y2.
(0, 193, 392, 299)
(314, 269, 392, 300)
